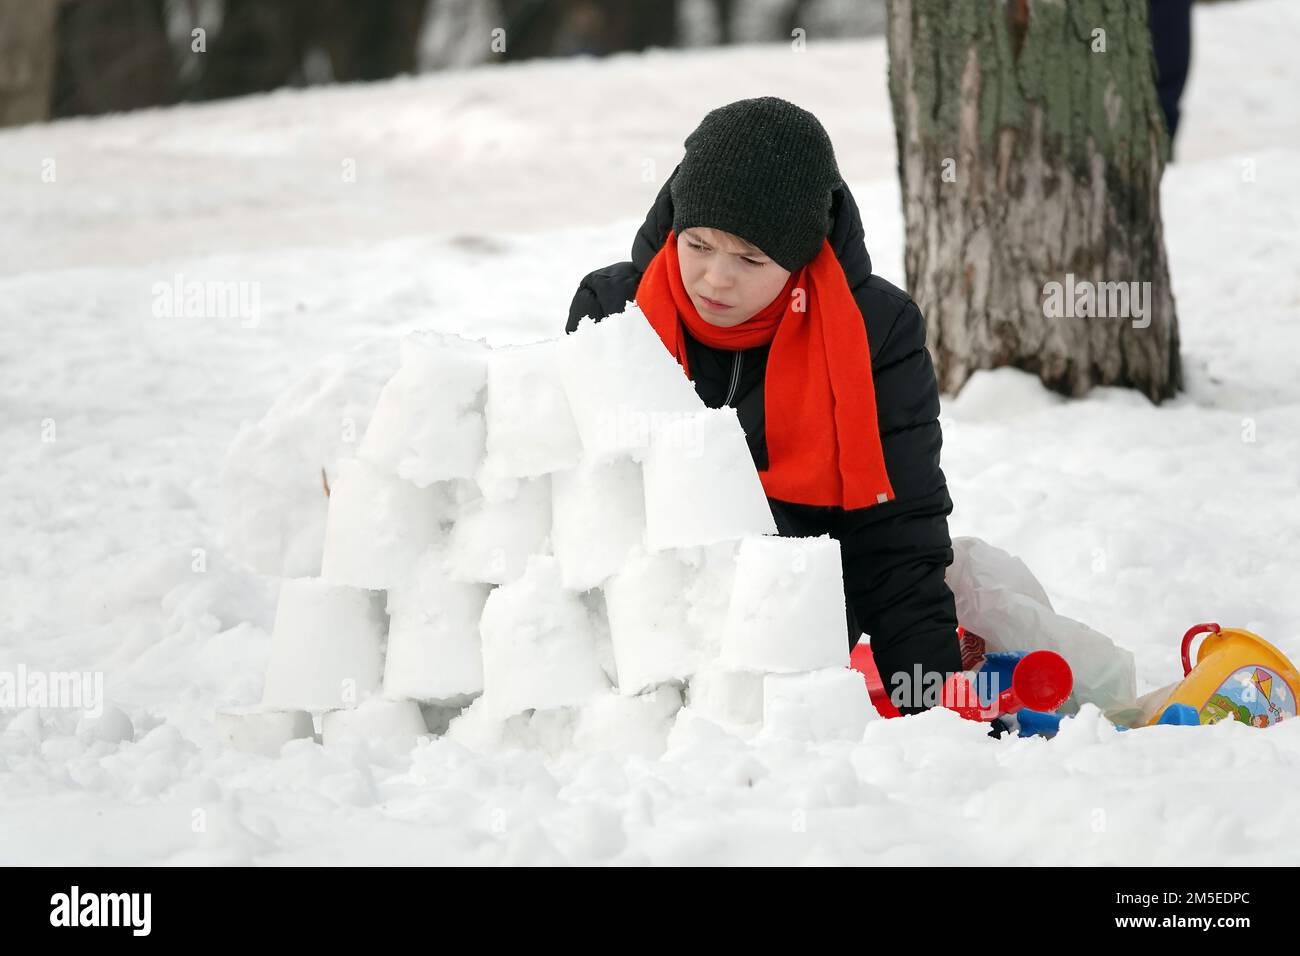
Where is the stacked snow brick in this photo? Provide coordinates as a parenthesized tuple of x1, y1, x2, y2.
(222, 304, 875, 755)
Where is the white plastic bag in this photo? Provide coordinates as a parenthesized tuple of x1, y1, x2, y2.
(945, 536, 1138, 720)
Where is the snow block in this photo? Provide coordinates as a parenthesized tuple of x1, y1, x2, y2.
(579, 587, 619, 687)
(320, 457, 445, 590)
(573, 684, 683, 758)
(551, 456, 645, 591)
(721, 534, 848, 672)
(679, 541, 740, 661)
(74, 705, 135, 746)
(478, 556, 610, 716)
(686, 663, 764, 729)
(214, 707, 315, 756)
(557, 302, 703, 460)
(321, 697, 429, 749)
(419, 695, 476, 736)
(483, 340, 583, 479)
(458, 702, 582, 757)
(445, 475, 551, 584)
(642, 407, 776, 550)
(359, 332, 488, 485)
(261, 578, 386, 711)
(760, 668, 874, 742)
(219, 337, 399, 578)
(383, 549, 490, 701)
(603, 547, 702, 694)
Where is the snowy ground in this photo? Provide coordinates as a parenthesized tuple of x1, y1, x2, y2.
(2, 0, 1299, 865)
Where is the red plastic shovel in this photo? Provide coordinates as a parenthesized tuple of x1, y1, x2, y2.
(849, 641, 901, 719)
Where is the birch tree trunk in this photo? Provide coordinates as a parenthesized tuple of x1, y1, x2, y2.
(887, 0, 1181, 402)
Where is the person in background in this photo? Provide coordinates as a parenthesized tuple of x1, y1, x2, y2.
(1150, 0, 1194, 159)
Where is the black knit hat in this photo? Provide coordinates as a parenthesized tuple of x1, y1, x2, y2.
(670, 96, 842, 273)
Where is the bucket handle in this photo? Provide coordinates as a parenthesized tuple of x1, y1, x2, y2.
(1181, 622, 1221, 676)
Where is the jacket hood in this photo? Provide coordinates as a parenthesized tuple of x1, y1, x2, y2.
(630, 162, 873, 286)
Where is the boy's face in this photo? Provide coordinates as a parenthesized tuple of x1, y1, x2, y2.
(676, 227, 793, 328)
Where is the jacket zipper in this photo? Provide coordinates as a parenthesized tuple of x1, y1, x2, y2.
(723, 351, 743, 406)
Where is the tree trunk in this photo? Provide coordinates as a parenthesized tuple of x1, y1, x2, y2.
(714, 0, 735, 44)
(191, 0, 309, 100)
(0, 0, 57, 127)
(499, 0, 676, 60)
(316, 0, 428, 82)
(53, 0, 176, 116)
(498, 0, 566, 61)
(887, 0, 1181, 403)
(615, 0, 678, 51)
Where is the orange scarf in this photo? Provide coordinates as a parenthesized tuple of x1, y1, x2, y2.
(635, 229, 895, 510)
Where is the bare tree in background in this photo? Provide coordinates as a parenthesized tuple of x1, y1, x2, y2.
(780, 0, 809, 42)
(714, 0, 736, 43)
(192, 0, 427, 100)
(313, 0, 429, 81)
(887, 0, 1181, 402)
(608, 0, 678, 51)
(497, 0, 677, 60)
(709, 0, 813, 47)
(496, 0, 567, 60)
(0, 0, 58, 126)
(9, 0, 881, 122)
(189, 0, 307, 99)
(54, 0, 176, 117)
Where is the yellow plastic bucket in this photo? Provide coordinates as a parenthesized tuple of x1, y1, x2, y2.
(1147, 622, 1300, 728)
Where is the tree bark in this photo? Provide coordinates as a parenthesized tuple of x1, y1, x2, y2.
(0, 0, 57, 126)
(499, 0, 677, 60)
(191, 0, 309, 100)
(316, 0, 428, 82)
(53, 0, 176, 116)
(887, 0, 1181, 403)
(498, 0, 567, 61)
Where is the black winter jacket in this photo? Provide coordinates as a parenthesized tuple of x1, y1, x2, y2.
(565, 168, 961, 714)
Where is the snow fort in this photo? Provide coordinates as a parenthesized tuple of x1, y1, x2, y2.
(219, 304, 879, 755)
